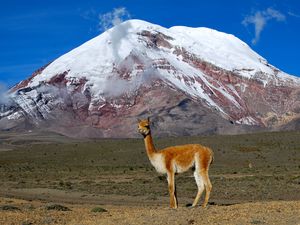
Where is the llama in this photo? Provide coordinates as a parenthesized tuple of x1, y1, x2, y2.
(138, 118, 214, 209)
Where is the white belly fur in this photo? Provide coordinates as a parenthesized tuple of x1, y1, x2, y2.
(174, 160, 194, 173)
(150, 154, 167, 174)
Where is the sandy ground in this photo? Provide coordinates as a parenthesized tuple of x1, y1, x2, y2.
(1, 131, 300, 224)
(0, 196, 299, 225)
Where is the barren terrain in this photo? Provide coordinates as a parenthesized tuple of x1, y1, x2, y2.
(0, 131, 299, 224)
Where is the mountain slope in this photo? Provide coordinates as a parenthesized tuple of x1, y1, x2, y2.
(1, 19, 300, 137)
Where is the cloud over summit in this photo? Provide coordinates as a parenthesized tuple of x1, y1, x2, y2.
(98, 7, 131, 31)
(242, 8, 286, 45)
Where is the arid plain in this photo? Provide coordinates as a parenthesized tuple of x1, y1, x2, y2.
(0, 131, 299, 224)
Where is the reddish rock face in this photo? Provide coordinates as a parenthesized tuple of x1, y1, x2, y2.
(137, 30, 173, 49)
(1, 25, 300, 138)
(172, 46, 300, 125)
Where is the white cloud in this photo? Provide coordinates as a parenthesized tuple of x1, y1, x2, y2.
(98, 7, 131, 31)
(0, 83, 13, 105)
(101, 57, 160, 97)
(288, 11, 300, 18)
(242, 8, 286, 45)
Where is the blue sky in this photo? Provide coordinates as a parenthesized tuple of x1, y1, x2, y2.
(1, 0, 300, 87)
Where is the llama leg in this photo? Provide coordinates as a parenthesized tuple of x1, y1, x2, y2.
(167, 171, 178, 209)
(192, 170, 205, 207)
(201, 170, 212, 208)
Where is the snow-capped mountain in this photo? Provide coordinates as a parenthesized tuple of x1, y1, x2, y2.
(1, 19, 300, 137)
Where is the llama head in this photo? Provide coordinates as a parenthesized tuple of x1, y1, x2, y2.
(138, 117, 151, 137)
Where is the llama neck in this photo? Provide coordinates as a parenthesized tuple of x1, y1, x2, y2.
(144, 132, 157, 158)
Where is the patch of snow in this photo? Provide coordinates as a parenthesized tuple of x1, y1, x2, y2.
(0, 110, 14, 117)
(110, 102, 123, 109)
(235, 83, 248, 93)
(236, 116, 258, 125)
(7, 112, 23, 120)
(97, 104, 106, 110)
(227, 84, 241, 99)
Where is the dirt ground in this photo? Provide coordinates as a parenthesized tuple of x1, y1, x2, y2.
(0, 130, 300, 224)
(1, 197, 299, 225)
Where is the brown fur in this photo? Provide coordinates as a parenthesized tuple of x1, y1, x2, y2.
(138, 118, 214, 208)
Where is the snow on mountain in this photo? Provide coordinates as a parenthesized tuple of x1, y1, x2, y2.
(1, 19, 300, 137)
(31, 20, 296, 84)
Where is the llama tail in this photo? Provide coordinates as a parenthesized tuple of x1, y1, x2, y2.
(210, 154, 214, 165)
(209, 148, 214, 165)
